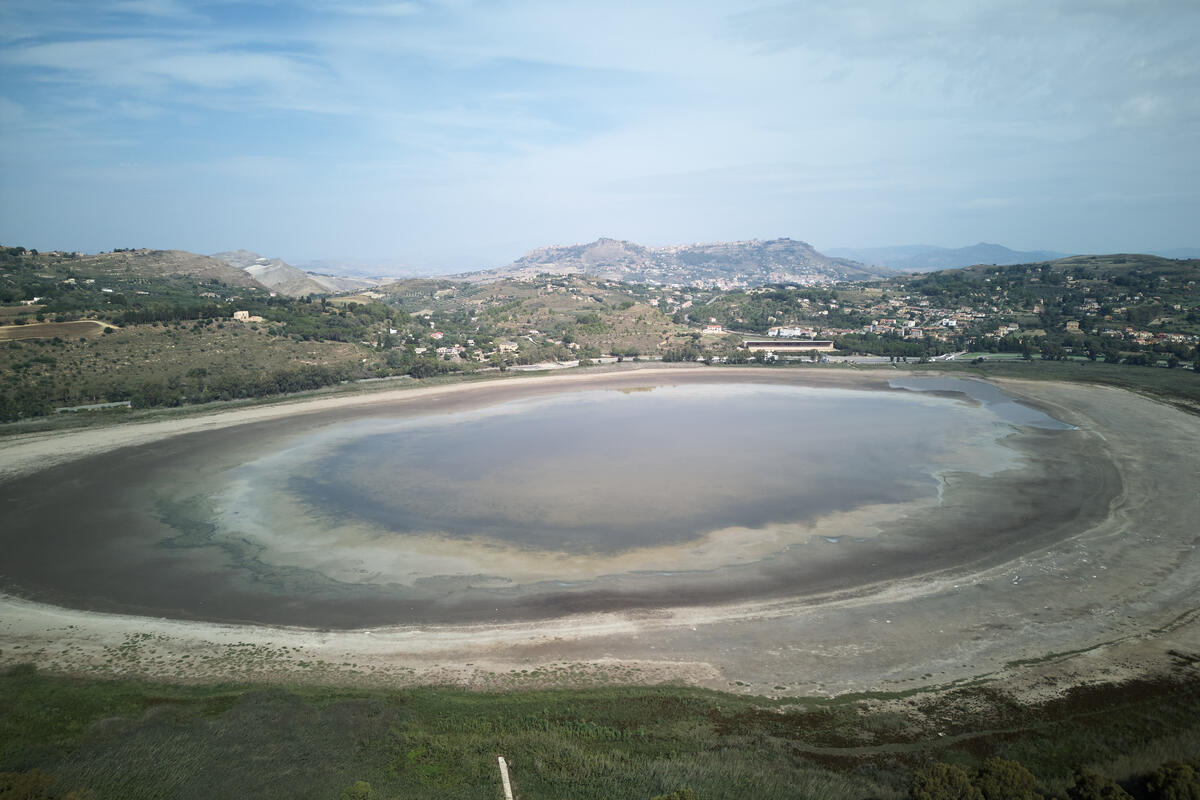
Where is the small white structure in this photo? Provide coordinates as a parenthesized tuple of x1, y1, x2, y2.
(497, 756, 514, 800)
(743, 338, 835, 352)
(768, 325, 812, 337)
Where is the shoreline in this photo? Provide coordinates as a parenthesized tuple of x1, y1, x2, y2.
(2, 367, 1198, 700)
(2, 365, 873, 480)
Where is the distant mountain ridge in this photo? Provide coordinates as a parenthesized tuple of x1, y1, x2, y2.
(1151, 247, 1200, 260)
(828, 243, 1071, 272)
(292, 258, 429, 281)
(462, 237, 891, 287)
(211, 250, 383, 296)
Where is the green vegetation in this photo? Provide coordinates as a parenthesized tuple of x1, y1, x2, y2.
(3, 245, 1198, 425)
(0, 250, 463, 421)
(0, 249, 701, 422)
(679, 255, 1199, 370)
(1, 666, 1197, 799)
(375, 273, 686, 365)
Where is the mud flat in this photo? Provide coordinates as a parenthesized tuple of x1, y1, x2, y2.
(1, 366, 1197, 698)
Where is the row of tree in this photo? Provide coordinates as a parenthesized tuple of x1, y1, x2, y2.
(909, 756, 1199, 800)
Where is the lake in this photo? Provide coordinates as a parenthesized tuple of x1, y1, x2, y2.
(0, 376, 1098, 627)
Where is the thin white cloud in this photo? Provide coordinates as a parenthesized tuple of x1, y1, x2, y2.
(330, 1, 424, 17)
(1, 0, 1197, 261)
(0, 97, 26, 127)
(2, 36, 345, 114)
(107, 0, 205, 21)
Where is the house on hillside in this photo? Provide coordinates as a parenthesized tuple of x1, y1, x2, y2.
(767, 325, 812, 337)
(232, 310, 264, 322)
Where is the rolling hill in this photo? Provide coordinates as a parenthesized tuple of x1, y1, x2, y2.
(828, 243, 1071, 272)
(70, 249, 269, 289)
(211, 250, 383, 296)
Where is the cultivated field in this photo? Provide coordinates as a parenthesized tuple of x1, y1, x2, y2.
(0, 304, 43, 319)
(0, 319, 114, 341)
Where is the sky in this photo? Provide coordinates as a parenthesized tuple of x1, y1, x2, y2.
(1, 0, 1198, 271)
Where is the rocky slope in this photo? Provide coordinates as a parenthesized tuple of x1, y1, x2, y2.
(212, 250, 381, 296)
(462, 237, 891, 287)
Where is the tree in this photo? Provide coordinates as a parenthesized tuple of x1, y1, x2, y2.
(1065, 769, 1132, 800)
(1146, 761, 1200, 800)
(973, 758, 1042, 800)
(0, 769, 91, 799)
(909, 763, 983, 800)
(1040, 341, 1066, 361)
(341, 781, 375, 800)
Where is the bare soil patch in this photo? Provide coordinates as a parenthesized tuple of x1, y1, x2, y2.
(0, 320, 113, 340)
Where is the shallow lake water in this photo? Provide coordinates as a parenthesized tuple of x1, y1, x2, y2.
(888, 376, 1075, 429)
(248, 384, 991, 555)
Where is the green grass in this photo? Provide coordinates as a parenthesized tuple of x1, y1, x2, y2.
(959, 352, 1027, 360)
(2, 666, 1198, 799)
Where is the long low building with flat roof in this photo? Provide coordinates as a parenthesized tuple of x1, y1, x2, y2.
(743, 338, 835, 352)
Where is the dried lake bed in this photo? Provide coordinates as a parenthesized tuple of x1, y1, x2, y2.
(1, 366, 1197, 697)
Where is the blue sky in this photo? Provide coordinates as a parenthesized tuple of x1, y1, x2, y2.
(1, 0, 1197, 270)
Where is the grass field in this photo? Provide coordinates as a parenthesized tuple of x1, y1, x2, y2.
(958, 352, 1027, 360)
(0, 304, 43, 319)
(0, 320, 113, 341)
(1, 666, 1197, 799)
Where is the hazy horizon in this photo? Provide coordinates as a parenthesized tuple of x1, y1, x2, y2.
(2, 1, 1198, 268)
